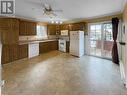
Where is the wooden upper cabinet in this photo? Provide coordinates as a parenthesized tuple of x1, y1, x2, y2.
(60, 23, 86, 31)
(10, 19, 19, 44)
(71, 22, 85, 31)
(60, 24, 69, 30)
(0, 18, 19, 45)
(56, 25, 60, 35)
(47, 22, 86, 35)
(19, 20, 36, 36)
(47, 25, 56, 35)
(30, 22, 37, 35)
(19, 21, 26, 35)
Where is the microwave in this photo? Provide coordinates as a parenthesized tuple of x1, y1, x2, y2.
(61, 30, 68, 36)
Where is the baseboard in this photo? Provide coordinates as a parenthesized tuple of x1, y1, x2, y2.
(119, 60, 126, 87)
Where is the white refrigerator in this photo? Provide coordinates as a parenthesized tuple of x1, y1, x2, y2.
(70, 31, 84, 57)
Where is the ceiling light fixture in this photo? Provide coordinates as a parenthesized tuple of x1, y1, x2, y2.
(51, 21, 54, 24)
(55, 21, 58, 24)
(60, 21, 63, 24)
(51, 20, 63, 24)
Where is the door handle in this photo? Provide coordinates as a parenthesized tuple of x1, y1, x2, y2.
(119, 42, 126, 46)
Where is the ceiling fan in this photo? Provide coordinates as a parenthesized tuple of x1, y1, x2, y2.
(42, 3, 63, 17)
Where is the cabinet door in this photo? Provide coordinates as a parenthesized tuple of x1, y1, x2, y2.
(27, 22, 36, 35)
(47, 25, 57, 35)
(19, 21, 36, 36)
(0, 21, 10, 44)
(39, 41, 58, 54)
(51, 41, 58, 50)
(39, 42, 43, 54)
(56, 25, 60, 35)
(2, 45, 10, 64)
(60, 24, 69, 30)
(26, 22, 29, 35)
(10, 19, 19, 44)
(66, 41, 70, 53)
(2, 44, 19, 64)
(1, 44, 28, 64)
(0, 18, 19, 45)
(19, 21, 27, 35)
(68, 24, 73, 31)
(9, 45, 19, 62)
(31, 22, 36, 35)
(18, 44, 28, 59)
(39, 42, 49, 54)
(72, 23, 85, 31)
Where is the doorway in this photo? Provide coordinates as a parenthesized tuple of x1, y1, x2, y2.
(88, 22, 113, 59)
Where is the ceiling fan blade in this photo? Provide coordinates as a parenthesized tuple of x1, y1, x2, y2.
(43, 3, 50, 9)
(52, 10, 63, 12)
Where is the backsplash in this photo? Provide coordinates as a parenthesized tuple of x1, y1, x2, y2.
(58, 36, 70, 41)
(19, 35, 58, 41)
(19, 36, 46, 41)
(48, 35, 59, 39)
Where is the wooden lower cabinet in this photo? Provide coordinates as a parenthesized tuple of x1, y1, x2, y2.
(39, 41, 58, 54)
(10, 45, 19, 62)
(18, 44, 28, 59)
(50, 41, 58, 51)
(2, 41, 58, 64)
(66, 41, 70, 53)
(2, 45, 10, 64)
(2, 44, 28, 64)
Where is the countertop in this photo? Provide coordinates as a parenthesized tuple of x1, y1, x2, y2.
(19, 39, 58, 45)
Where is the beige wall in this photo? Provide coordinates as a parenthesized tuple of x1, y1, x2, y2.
(120, 3, 127, 87)
(83, 14, 123, 39)
(121, 3, 127, 64)
(84, 14, 122, 23)
(37, 22, 47, 26)
(82, 14, 122, 33)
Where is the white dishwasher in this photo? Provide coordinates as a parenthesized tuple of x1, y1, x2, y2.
(29, 43, 39, 58)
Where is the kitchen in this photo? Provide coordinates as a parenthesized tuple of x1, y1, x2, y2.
(0, 18, 86, 64)
(1, 0, 127, 95)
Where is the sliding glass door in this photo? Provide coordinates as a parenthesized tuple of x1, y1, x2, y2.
(89, 22, 113, 59)
(102, 23, 113, 58)
(89, 24, 102, 57)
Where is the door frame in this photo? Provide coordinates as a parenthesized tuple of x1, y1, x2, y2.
(87, 21, 112, 59)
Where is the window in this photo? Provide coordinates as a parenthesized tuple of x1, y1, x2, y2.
(37, 25, 47, 38)
(90, 24, 101, 40)
(103, 24, 113, 41)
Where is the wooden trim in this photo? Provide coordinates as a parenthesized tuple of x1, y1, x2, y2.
(37, 22, 48, 26)
(84, 14, 122, 23)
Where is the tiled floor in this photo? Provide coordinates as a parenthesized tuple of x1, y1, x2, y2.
(2, 51, 127, 95)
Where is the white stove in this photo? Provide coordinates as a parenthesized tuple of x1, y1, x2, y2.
(59, 39, 66, 52)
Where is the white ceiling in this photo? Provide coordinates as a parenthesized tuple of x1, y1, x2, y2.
(15, 0, 127, 22)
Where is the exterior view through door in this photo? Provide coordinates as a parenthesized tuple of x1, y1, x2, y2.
(88, 22, 113, 59)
